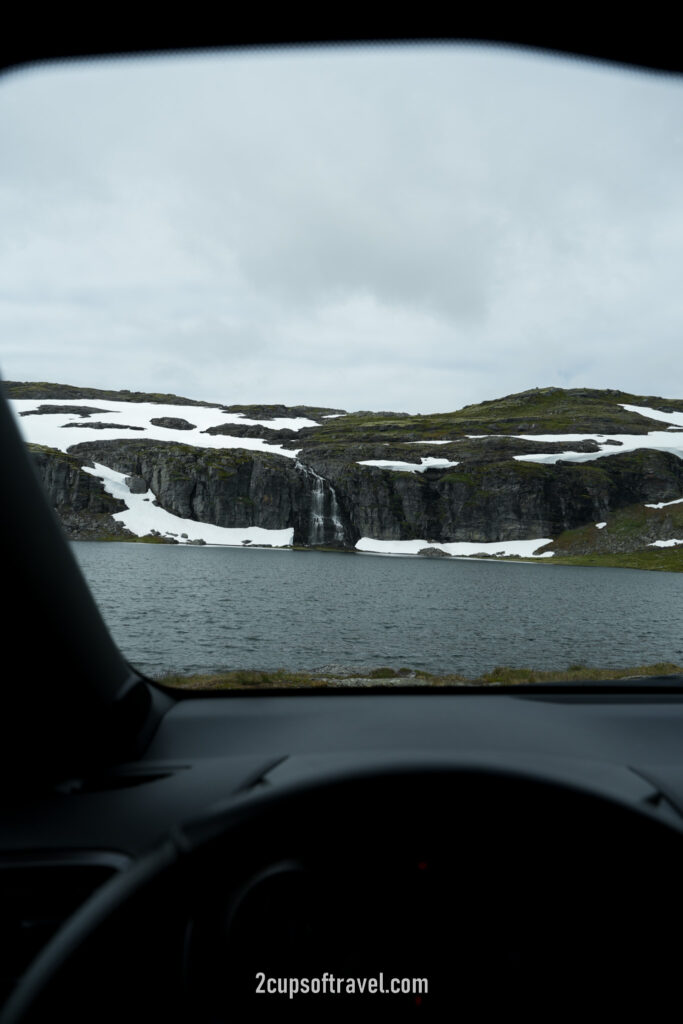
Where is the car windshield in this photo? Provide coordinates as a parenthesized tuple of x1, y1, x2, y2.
(2, 43, 682, 690)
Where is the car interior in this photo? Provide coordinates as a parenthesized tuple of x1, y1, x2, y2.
(2, 23, 683, 1023)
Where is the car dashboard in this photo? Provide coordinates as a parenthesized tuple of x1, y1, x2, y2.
(3, 688, 683, 1020)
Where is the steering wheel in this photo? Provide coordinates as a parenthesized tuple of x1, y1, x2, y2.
(3, 760, 682, 1022)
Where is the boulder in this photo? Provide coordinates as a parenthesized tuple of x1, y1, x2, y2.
(150, 417, 196, 430)
(125, 475, 148, 494)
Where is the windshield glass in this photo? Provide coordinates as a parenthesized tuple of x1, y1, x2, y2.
(2, 43, 682, 689)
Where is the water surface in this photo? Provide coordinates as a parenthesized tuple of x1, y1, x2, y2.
(70, 544, 683, 679)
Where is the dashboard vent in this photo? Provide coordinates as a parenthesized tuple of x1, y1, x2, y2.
(0, 853, 128, 1007)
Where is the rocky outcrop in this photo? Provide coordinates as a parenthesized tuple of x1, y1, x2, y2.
(61, 422, 144, 430)
(218, 403, 343, 420)
(301, 445, 683, 543)
(20, 405, 112, 418)
(202, 422, 299, 442)
(125, 474, 148, 494)
(49, 434, 683, 552)
(150, 417, 196, 430)
(64, 439, 352, 547)
(27, 444, 135, 540)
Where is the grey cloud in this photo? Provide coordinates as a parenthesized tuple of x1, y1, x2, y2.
(1, 45, 682, 412)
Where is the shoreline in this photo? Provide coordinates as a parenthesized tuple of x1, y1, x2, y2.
(68, 536, 683, 571)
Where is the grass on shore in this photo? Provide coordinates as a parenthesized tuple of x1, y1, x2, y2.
(500, 547, 683, 572)
(154, 661, 683, 691)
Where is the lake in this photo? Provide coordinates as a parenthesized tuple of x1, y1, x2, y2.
(71, 543, 683, 679)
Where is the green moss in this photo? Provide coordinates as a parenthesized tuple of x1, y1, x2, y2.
(441, 470, 475, 485)
(501, 547, 683, 572)
(3, 381, 218, 407)
(296, 386, 683, 444)
(540, 502, 683, 562)
(154, 661, 683, 691)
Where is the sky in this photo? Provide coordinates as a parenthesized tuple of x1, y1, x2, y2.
(1, 43, 683, 414)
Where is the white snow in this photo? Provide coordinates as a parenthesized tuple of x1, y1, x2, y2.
(82, 463, 294, 546)
(321, 414, 347, 419)
(406, 440, 454, 445)
(645, 497, 683, 509)
(511, 405, 683, 467)
(9, 398, 307, 458)
(358, 457, 459, 473)
(648, 539, 683, 548)
(355, 537, 554, 558)
(619, 404, 683, 428)
(512, 431, 683, 466)
(595, 522, 607, 529)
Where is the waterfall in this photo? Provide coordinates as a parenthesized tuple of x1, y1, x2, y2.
(329, 487, 344, 543)
(310, 469, 325, 545)
(295, 461, 345, 546)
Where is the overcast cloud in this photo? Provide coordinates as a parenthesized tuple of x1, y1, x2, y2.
(1, 43, 682, 413)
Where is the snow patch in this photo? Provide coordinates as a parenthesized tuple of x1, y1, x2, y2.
(619, 404, 683, 428)
(358, 457, 459, 473)
(9, 398, 304, 458)
(645, 497, 683, 509)
(355, 537, 554, 558)
(595, 522, 607, 529)
(648, 539, 683, 548)
(513, 430, 683, 466)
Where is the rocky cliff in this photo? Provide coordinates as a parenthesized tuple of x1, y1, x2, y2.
(301, 442, 683, 543)
(27, 444, 135, 540)
(51, 439, 353, 547)
(10, 383, 683, 562)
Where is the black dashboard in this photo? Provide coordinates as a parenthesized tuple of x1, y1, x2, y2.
(4, 689, 683, 1021)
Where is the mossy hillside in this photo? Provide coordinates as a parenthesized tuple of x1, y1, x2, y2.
(537, 501, 683, 556)
(4, 381, 222, 408)
(292, 387, 683, 444)
(501, 546, 683, 572)
(10, 383, 683, 441)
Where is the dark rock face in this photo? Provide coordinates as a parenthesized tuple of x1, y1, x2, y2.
(218, 403, 343, 420)
(27, 444, 134, 540)
(302, 444, 683, 543)
(150, 417, 196, 430)
(202, 422, 299, 441)
(29, 445, 124, 515)
(64, 440, 352, 548)
(30, 429, 683, 552)
(20, 405, 112, 418)
(125, 475, 149, 494)
(61, 422, 144, 430)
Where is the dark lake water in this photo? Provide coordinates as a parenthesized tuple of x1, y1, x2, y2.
(71, 543, 683, 679)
